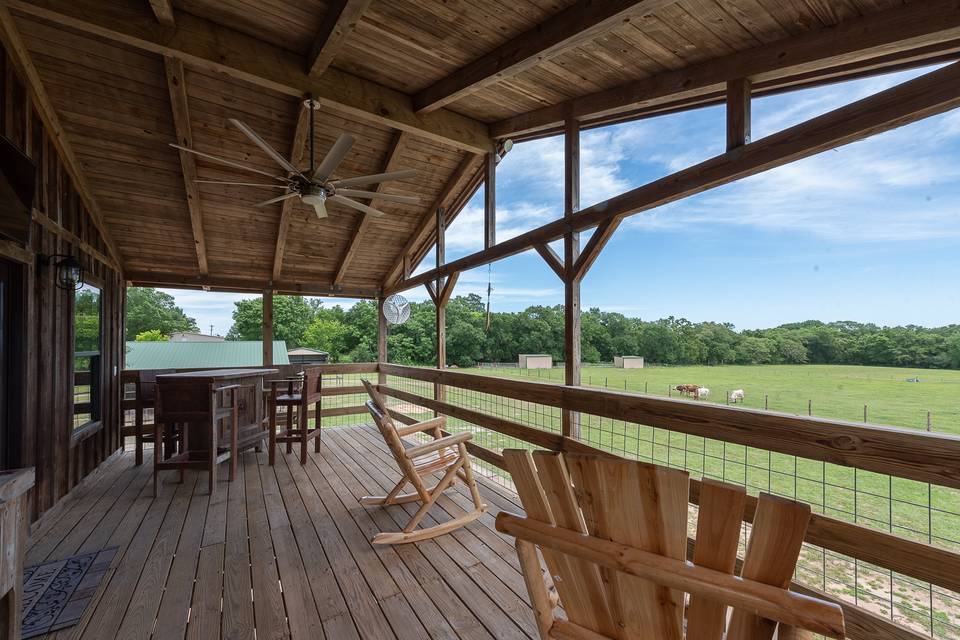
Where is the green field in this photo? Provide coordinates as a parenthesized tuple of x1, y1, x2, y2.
(466, 363, 960, 435)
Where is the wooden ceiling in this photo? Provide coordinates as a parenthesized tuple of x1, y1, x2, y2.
(5, 0, 959, 297)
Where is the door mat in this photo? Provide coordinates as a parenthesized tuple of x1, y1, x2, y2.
(21, 547, 117, 638)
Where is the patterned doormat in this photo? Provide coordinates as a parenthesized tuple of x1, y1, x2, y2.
(21, 547, 117, 639)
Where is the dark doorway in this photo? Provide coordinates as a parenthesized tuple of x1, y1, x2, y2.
(0, 259, 25, 469)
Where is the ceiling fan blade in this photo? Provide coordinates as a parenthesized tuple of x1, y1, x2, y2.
(329, 168, 416, 188)
(194, 180, 291, 188)
(312, 199, 328, 219)
(229, 118, 303, 176)
(329, 194, 385, 217)
(254, 192, 299, 207)
(313, 133, 355, 182)
(170, 143, 289, 180)
(335, 189, 419, 205)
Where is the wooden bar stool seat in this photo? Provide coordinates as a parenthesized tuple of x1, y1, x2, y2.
(267, 367, 322, 465)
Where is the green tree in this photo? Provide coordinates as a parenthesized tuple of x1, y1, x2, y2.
(302, 318, 351, 359)
(226, 295, 318, 346)
(125, 287, 198, 341)
(135, 329, 169, 341)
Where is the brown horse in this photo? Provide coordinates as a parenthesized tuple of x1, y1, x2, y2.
(676, 384, 700, 397)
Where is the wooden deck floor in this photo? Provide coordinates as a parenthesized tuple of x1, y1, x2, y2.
(26, 425, 536, 640)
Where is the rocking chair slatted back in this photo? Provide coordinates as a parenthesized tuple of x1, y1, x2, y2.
(498, 450, 845, 640)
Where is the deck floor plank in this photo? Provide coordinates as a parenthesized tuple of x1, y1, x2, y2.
(25, 426, 536, 640)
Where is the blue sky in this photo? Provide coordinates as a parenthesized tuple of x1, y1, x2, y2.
(164, 64, 960, 336)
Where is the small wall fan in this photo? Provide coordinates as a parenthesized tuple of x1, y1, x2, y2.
(383, 294, 411, 325)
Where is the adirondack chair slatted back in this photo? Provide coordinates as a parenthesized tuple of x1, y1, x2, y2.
(501, 450, 845, 640)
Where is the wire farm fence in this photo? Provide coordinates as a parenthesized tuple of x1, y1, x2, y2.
(376, 369, 960, 640)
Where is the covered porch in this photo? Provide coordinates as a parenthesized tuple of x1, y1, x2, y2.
(26, 423, 534, 640)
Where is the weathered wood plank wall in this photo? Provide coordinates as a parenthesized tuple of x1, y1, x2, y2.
(0, 44, 124, 521)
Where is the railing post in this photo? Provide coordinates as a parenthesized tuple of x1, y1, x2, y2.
(562, 114, 581, 439)
(262, 288, 273, 366)
(377, 297, 387, 386)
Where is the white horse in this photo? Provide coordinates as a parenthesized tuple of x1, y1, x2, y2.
(696, 387, 710, 400)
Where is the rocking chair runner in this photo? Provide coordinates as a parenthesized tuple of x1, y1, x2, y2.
(360, 379, 487, 545)
(497, 449, 846, 640)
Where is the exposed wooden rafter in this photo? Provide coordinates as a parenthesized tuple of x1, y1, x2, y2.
(491, 0, 960, 139)
(534, 243, 563, 279)
(147, 0, 174, 28)
(126, 270, 379, 299)
(333, 130, 410, 286)
(271, 101, 311, 282)
(391, 60, 960, 294)
(381, 153, 482, 289)
(307, 0, 372, 77)
(413, 0, 677, 114)
(0, 6, 124, 270)
(9, 0, 494, 154)
(164, 56, 208, 276)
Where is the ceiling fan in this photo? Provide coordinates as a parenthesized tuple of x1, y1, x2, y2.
(169, 97, 419, 219)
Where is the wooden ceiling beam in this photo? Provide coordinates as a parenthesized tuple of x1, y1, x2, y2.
(492, 0, 960, 139)
(333, 130, 410, 286)
(164, 56, 208, 276)
(0, 6, 124, 271)
(381, 153, 482, 289)
(307, 0, 372, 77)
(126, 270, 379, 298)
(390, 60, 960, 294)
(9, 0, 494, 154)
(147, 0, 175, 28)
(271, 101, 311, 282)
(413, 0, 677, 114)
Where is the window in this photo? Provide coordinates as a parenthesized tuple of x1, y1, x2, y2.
(73, 283, 101, 430)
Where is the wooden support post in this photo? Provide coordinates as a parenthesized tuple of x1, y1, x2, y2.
(562, 116, 581, 439)
(484, 152, 496, 249)
(435, 208, 447, 410)
(726, 78, 752, 151)
(262, 289, 274, 366)
(377, 296, 387, 385)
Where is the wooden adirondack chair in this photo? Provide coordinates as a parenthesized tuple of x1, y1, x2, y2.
(497, 450, 846, 640)
(361, 378, 487, 544)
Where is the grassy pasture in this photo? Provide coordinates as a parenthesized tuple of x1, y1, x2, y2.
(467, 363, 960, 434)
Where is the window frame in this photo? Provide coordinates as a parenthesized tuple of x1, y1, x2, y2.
(71, 275, 104, 443)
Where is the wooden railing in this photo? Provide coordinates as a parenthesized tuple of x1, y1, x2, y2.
(121, 362, 960, 640)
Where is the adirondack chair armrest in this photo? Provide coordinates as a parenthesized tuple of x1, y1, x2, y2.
(395, 416, 445, 438)
(404, 431, 472, 460)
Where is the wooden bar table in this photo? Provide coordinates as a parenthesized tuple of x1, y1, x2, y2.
(155, 368, 277, 494)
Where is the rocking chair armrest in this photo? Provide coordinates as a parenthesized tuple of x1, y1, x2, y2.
(404, 431, 472, 459)
(395, 416, 445, 437)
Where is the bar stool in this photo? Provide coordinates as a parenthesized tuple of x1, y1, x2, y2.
(154, 382, 240, 495)
(267, 367, 322, 465)
(134, 369, 177, 465)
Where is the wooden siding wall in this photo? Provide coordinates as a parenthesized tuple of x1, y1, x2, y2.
(0, 45, 124, 521)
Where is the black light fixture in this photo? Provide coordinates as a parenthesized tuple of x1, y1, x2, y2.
(41, 253, 85, 290)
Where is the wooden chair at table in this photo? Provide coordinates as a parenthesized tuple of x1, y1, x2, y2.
(497, 450, 846, 640)
(134, 369, 176, 466)
(267, 367, 322, 465)
(360, 378, 487, 545)
(154, 382, 240, 496)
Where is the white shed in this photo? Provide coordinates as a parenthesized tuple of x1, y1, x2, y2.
(518, 354, 553, 369)
(614, 356, 645, 369)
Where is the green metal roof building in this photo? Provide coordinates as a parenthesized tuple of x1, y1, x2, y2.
(125, 340, 289, 370)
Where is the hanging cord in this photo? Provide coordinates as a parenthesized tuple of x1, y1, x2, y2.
(485, 263, 493, 332)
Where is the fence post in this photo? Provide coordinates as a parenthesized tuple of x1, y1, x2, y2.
(764, 394, 768, 410)
(927, 410, 932, 432)
(668, 386, 672, 398)
(726, 390, 730, 405)
(808, 399, 812, 416)
(644, 381, 648, 393)
(624, 380, 627, 390)
(863, 404, 867, 423)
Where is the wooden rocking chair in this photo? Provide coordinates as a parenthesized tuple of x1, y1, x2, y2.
(497, 449, 846, 640)
(361, 378, 487, 545)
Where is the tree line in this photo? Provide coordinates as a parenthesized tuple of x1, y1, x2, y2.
(125, 288, 960, 369)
